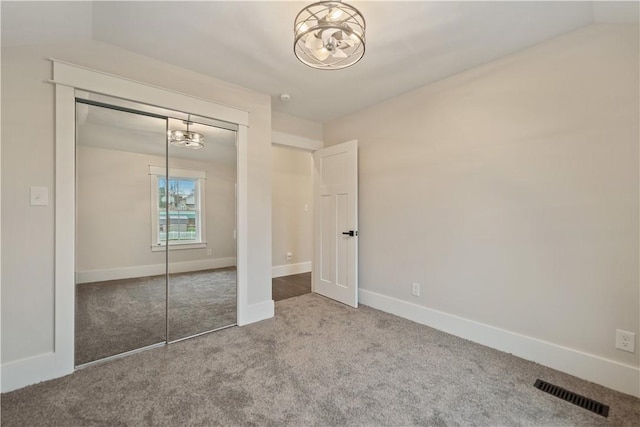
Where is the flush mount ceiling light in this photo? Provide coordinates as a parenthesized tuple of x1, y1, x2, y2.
(168, 116, 204, 149)
(294, 0, 366, 70)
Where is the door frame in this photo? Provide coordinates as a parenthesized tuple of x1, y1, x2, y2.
(45, 60, 249, 386)
(270, 135, 358, 305)
(271, 133, 323, 293)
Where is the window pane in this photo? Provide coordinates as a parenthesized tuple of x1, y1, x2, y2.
(159, 177, 199, 243)
(158, 178, 167, 243)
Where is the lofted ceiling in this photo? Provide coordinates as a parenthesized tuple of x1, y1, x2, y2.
(2, 1, 638, 123)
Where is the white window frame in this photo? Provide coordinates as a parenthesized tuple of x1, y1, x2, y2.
(149, 166, 206, 251)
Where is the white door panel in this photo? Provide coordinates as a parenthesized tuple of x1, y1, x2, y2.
(313, 140, 358, 307)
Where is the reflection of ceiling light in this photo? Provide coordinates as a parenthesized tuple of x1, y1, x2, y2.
(294, 1, 366, 70)
(168, 116, 204, 149)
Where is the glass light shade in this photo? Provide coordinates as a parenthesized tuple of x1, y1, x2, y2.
(168, 128, 205, 149)
(294, 1, 365, 70)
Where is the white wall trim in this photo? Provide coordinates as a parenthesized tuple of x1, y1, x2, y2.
(359, 289, 640, 398)
(272, 130, 323, 151)
(272, 261, 312, 278)
(238, 300, 274, 326)
(1, 353, 74, 393)
(150, 243, 208, 252)
(235, 124, 250, 326)
(76, 257, 237, 284)
(53, 83, 77, 379)
(50, 59, 249, 126)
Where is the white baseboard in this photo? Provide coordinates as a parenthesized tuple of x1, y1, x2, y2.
(359, 289, 640, 398)
(1, 351, 74, 393)
(76, 257, 237, 284)
(238, 299, 274, 326)
(272, 261, 312, 278)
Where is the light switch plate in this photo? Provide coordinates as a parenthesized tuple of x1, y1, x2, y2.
(30, 186, 48, 206)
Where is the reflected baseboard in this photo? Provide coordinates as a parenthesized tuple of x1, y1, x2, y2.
(76, 257, 237, 284)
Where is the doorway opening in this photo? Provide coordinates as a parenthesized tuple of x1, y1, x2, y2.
(271, 145, 313, 301)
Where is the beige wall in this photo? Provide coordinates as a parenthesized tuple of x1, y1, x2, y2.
(1, 40, 272, 363)
(325, 23, 639, 370)
(76, 146, 236, 273)
(271, 146, 313, 268)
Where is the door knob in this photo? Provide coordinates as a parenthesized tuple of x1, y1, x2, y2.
(342, 230, 358, 237)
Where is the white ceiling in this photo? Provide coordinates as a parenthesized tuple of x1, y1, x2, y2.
(2, 1, 638, 123)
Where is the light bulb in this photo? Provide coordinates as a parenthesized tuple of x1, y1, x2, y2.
(327, 7, 343, 21)
(297, 22, 309, 34)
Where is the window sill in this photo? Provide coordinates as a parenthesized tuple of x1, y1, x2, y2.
(151, 242, 207, 252)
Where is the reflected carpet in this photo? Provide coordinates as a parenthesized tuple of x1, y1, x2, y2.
(75, 267, 236, 365)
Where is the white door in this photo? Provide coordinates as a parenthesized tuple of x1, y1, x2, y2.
(313, 140, 358, 307)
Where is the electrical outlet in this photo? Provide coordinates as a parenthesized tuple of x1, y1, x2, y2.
(411, 283, 420, 297)
(615, 330, 636, 353)
(287, 252, 292, 261)
(206, 248, 212, 256)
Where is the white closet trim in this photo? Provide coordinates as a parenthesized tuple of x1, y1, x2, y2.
(0, 59, 251, 392)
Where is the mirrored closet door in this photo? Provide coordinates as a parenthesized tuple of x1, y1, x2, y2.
(75, 95, 237, 366)
(166, 117, 237, 341)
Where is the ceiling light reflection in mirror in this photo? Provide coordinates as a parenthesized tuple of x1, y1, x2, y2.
(76, 98, 237, 165)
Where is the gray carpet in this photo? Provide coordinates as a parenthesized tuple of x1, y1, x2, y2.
(4, 293, 639, 426)
(75, 267, 236, 365)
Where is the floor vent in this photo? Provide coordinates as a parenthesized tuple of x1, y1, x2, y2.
(534, 379, 609, 417)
